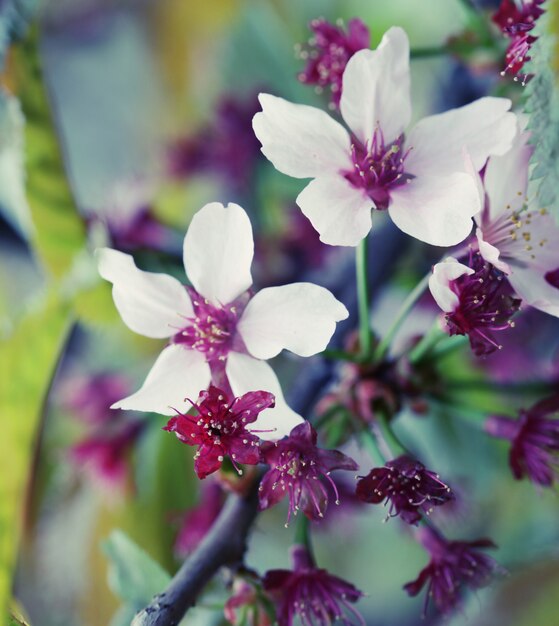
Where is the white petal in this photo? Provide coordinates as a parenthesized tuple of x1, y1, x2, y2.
(252, 94, 351, 179)
(406, 97, 517, 177)
(183, 202, 253, 305)
(238, 283, 349, 359)
(389, 173, 480, 246)
(483, 130, 531, 220)
(226, 352, 303, 441)
(296, 176, 373, 247)
(509, 265, 559, 317)
(112, 344, 211, 415)
(341, 26, 411, 144)
(96, 248, 193, 338)
(429, 258, 474, 313)
(476, 228, 511, 273)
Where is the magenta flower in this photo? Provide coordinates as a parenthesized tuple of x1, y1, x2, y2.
(259, 422, 358, 524)
(254, 27, 516, 247)
(297, 17, 370, 109)
(404, 526, 501, 615)
(356, 455, 454, 525)
(485, 394, 559, 486)
(492, 0, 545, 85)
(474, 129, 559, 317)
(68, 420, 143, 490)
(174, 481, 225, 556)
(97, 202, 347, 438)
(429, 253, 521, 356)
(263, 545, 365, 626)
(61, 372, 130, 426)
(164, 386, 275, 479)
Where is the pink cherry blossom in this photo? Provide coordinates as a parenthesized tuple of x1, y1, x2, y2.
(253, 27, 517, 247)
(97, 202, 348, 438)
(474, 129, 559, 317)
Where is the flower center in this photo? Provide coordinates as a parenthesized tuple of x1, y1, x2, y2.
(344, 128, 412, 209)
(173, 287, 244, 361)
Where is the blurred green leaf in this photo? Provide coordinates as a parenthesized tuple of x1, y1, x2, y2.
(102, 530, 171, 606)
(0, 296, 72, 625)
(11, 25, 86, 279)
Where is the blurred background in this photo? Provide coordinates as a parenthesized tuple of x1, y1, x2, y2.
(3, 0, 559, 625)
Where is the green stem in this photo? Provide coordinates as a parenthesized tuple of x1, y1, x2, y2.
(374, 273, 431, 362)
(356, 239, 373, 359)
(444, 379, 553, 394)
(410, 45, 448, 59)
(376, 412, 407, 457)
(321, 348, 362, 363)
(408, 321, 444, 363)
(294, 515, 312, 551)
(429, 335, 468, 359)
(429, 397, 488, 428)
(359, 429, 386, 465)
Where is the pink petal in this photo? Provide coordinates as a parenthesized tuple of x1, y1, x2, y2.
(112, 344, 211, 415)
(296, 176, 373, 246)
(340, 26, 411, 145)
(225, 352, 303, 440)
(252, 94, 352, 179)
(429, 258, 475, 313)
(183, 202, 253, 305)
(406, 97, 517, 177)
(96, 248, 193, 338)
(389, 172, 480, 246)
(237, 283, 348, 359)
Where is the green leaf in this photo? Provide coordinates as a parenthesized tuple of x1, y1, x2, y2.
(11, 25, 86, 278)
(102, 530, 171, 607)
(524, 7, 559, 219)
(0, 296, 72, 625)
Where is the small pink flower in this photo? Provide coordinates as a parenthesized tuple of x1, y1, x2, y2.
(356, 455, 454, 525)
(485, 394, 559, 486)
(474, 129, 559, 318)
(258, 422, 358, 524)
(97, 202, 348, 438)
(263, 545, 365, 626)
(254, 27, 516, 247)
(429, 254, 521, 356)
(297, 17, 370, 108)
(404, 526, 502, 616)
(164, 386, 275, 479)
(224, 578, 272, 626)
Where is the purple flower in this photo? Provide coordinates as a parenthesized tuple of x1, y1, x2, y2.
(429, 253, 521, 356)
(263, 545, 365, 626)
(68, 420, 143, 491)
(164, 386, 275, 479)
(61, 372, 130, 426)
(492, 0, 545, 85)
(485, 394, 559, 486)
(404, 526, 501, 615)
(258, 422, 358, 524)
(297, 17, 370, 108)
(167, 94, 262, 192)
(174, 481, 225, 556)
(356, 455, 454, 525)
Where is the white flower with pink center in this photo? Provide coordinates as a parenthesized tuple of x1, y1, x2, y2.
(96, 202, 348, 438)
(474, 130, 559, 317)
(253, 26, 517, 247)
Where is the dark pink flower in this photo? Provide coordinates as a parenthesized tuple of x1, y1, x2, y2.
(429, 253, 521, 356)
(258, 422, 358, 524)
(297, 18, 370, 108)
(404, 526, 501, 615)
(68, 420, 143, 490)
(263, 545, 365, 626)
(485, 394, 559, 486)
(174, 482, 225, 556)
(61, 373, 130, 426)
(356, 455, 454, 525)
(164, 386, 275, 479)
(492, 0, 546, 85)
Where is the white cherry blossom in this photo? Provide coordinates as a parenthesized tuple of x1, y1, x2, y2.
(96, 202, 348, 438)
